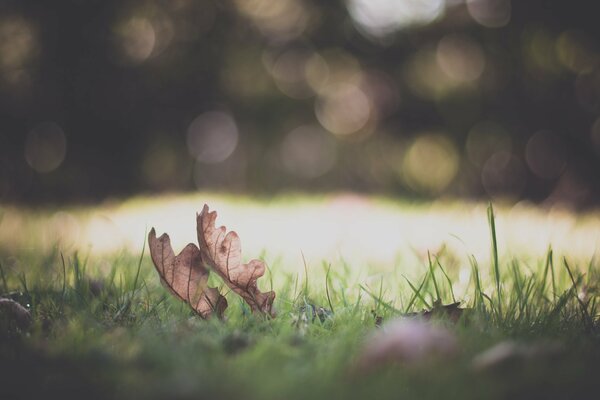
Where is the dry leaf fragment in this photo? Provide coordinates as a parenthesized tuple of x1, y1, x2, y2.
(197, 204, 276, 317)
(409, 301, 467, 323)
(148, 228, 227, 319)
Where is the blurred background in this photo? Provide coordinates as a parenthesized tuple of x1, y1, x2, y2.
(1, 0, 599, 207)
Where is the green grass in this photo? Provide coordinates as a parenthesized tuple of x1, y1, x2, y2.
(1, 203, 600, 400)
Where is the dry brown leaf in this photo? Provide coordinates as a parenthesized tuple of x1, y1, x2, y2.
(148, 228, 227, 319)
(197, 204, 276, 317)
(415, 301, 467, 323)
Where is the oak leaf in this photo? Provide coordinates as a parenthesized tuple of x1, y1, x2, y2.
(148, 229, 227, 319)
(197, 204, 276, 317)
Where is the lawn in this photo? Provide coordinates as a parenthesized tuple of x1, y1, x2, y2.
(1, 194, 600, 399)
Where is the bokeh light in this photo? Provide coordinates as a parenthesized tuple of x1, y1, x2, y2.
(347, 0, 445, 40)
(546, 169, 590, 205)
(402, 133, 459, 194)
(466, 0, 511, 28)
(112, 6, 176, 65)
(0, 15, 37, 88)
(266, 49, 316, 99)
(556, 30, 598, 74)
(360, 71, 400, 118)
(24, 122, 67, 173)
(436, 34, 486, 83)
(404, 48, 456, 100)
(522, 27, 561, 76)
(304, 53, 330, 93)
(233, 0, 310, 42)
(525, 130, 566, 180)
(0, 17, 36, 70)
(113, 16, 156, 64)
(280, 125, 337, 179)
(481, 152, 526, 199)
(315, 83, 372, 137)
(313, 49, 362, 92)
(0, 1, 598, 206)
(187, 111, 239, 164)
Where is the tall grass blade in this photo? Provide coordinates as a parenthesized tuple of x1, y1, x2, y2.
(469, 255, 484, 309)
(427, 251, 441, 302)
(324, 263, 335, 313)
(301, 251, 309, 296)
(359, 284, 400, 313)
(487, 203, 502, 314)
(563, 257, 593, 330)
(436, 258, 456, 303)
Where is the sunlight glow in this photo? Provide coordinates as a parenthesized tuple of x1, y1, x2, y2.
(2, 194, 600, 274)
(187, 111, 239, 164)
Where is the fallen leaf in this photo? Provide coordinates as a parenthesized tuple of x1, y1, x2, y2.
(197, 204, 276, 317)
(357, 317, 458, 371)
(413, 301, 467, 323)
(148, 229, 227, 319)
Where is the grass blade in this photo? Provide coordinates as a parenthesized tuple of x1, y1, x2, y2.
(359, 284, 400, 313)
(436, 257, 456, 303)
(403, 274, 431, 310)
(427, 251, 441, 302)
(487, 203, 502, 315)
(324, 263, 335, 313)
